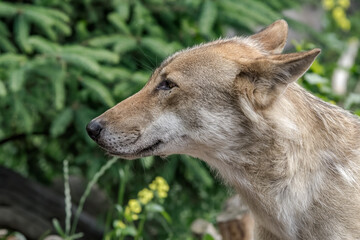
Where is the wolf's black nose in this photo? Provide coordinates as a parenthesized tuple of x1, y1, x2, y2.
(86, 120, 103, 141)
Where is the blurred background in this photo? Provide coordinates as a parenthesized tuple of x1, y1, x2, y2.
(0, 0, 359, 239)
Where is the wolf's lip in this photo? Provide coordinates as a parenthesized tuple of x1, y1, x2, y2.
(136, 140, 163, 154)
(105, 140, 164, 159)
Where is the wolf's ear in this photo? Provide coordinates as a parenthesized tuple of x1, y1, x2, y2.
(267, 48, 321, 84)
(250, 19, 288, 54)
(242, 48, 321, 109)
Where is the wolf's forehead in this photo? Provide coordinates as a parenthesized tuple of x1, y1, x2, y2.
(160, 37, 264, 71)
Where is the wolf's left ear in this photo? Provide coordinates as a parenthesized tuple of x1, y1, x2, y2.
(250, 19, 288, 54)
(268, 48, 321, 83)
(246, 48, 321, 109)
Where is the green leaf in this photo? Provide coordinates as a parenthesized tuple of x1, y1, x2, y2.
(0, 2, 17, 17)
(146, 202, 164, 213)
(99, 66, 132, 82)
(241, 0, 280, 21)
(9, 68, 26, 92)
(23, 8, 55, 26)
(141, 37, 181, 59)
(75, 20, 89, 40)
(24, 8, 57, 40)
(0, 21, 9, 37)
(0, 36, 17, 53)
(14, 13, 32, 53)
(131, 1, 149, 36)
(113, 81, 134, 99)
(141, 156, 154, 169)
(52, 218, 66, 237)
(63, 45, 120, 64)
(87, 34, 124, 47)
(131, 71, 151, 85)
(14, 99, 33, 133)
(0, 80, 7, 97)
(50, 108, 73, 137)
(108, 13, 131, 35)
(53, 20, 72, 36)
(304, 73, 328, 85)
(202, 233, 215, 240)
(15, 4, 70, 37)
(113, 37, 137, 54)
(59, 52, 100, 75)
(219, 0, 271, 30)
(112, 0, 130, 20)
(160, 211, 172, 224)
(81, 76, 115, 107)
(224, 0, 276, 25)
(69, 232, 84, 240)
(161, 157, 179, 184)
(29, 36, 61, 53)
(181, 155, 214, 188)
(344, 93, 360, 109)
(123, 226, 137, 236)
(0, 53, 26, 66)
(28, 5, 70, 23)
(53, 69, 66, 110)
(115, 204, 123, 214)
(199, 0, 217, 37)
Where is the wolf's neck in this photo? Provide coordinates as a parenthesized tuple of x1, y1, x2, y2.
(192, 83, 360, 238)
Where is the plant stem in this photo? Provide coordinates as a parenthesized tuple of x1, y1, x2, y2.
(70, 157, 118, 235)
(103, 208, 113, 240)
(135, 211, 147, 240)
(63, 159, 72, 236)
(117, 164, 129, 206)
(119, 233, 126, 240)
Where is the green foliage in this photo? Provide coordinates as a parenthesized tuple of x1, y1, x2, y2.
(1, 0, 359, 239)
(294, 1, 360, 116)
(53, 158, 117, 240)
(106, 176, 171, 240)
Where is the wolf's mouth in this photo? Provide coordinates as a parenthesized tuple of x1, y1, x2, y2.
(106, 140, 164, 159)
(137, 140, 163, 154)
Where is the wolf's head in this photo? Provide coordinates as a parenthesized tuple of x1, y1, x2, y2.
(86, 20, 320, 161)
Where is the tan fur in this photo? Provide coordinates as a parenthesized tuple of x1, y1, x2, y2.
(88, 20, 360, 239)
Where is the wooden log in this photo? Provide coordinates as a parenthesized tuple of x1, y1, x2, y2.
(191, 218, 222, 240)
(0, 167, 104, 240)
(217, 195, 254, 240)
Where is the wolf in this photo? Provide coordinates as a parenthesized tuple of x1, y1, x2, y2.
(86, 20, 360, 239)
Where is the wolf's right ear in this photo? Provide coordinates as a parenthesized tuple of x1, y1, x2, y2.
(249, 19, 288, 54)
(235, 48, 321, 110)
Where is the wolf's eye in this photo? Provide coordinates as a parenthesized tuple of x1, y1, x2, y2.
(156, 79, 177, 90)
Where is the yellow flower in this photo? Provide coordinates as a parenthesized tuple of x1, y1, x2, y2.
(159, 183, 169, 192)
(138, 188, 154, 204)
(114, 220, 126, 229)
(149, 182, 157, 190)
(148, 176, 170, 198)
(155, 176, 167, 185)
(132, 214, 139, 220)
(332, 7, 345, 20)
(158, 190, 168, 198)
(125, 206, 131, 215)
(155, 177, 169, 191)
(322, 0, 334, 10)
(128, 199, 142, 213)
(338, 17, 351, 31)
(338, 0, 350, 9)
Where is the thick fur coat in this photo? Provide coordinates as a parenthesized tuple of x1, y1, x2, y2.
(87, 20, 360, 239)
